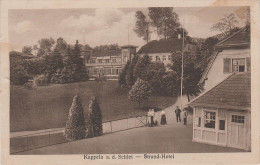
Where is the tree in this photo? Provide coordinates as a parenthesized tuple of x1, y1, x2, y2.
(43, 47, 63, 80)
(55, 37, 67, 55)
(24, 57, 45, 76)
(134, 54, 151, 81)
(22, 46, 32, 55)
(148, 7, 180, 39)
(211, 13, 239, 37)
(134, 11, 151, 43)
(10, 51, 30, 85)
(169, 51, 203, 101)
(86, 97, 102, 137)
(146, 61, 166, 95)
(71, 40, 88, 81)
(196, 37, 219, 72)
(37, 37, 55, 57)
(64, 95, 86, 141)
(125, 55, 139, 88)
(119, 60, 131, 87)
(128, 78, 151, 108)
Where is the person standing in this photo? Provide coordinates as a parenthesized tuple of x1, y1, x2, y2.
(175, 106, 181, 122)
(160, 110, 167, 125)
(182, 109, 188, 125)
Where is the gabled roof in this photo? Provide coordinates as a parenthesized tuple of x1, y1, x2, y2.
(215, 28, 250, 49)
(199, 51, 219, 84)
(137, 39, 184, 54)
(199, 28, 250, 84)
(189, 72, 251, 110)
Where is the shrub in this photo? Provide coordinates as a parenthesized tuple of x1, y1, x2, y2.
(86, 97, 102, 137)
(128, 78, 151, 108)
(10, 66, 30, 85)
(34, 75, 49, 86)
(64, 95, 86, 141)
(23, 82, 33, 90)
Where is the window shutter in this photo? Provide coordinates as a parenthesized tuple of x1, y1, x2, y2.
(246, 57, 251, 72)
(223, 58, 231, 73)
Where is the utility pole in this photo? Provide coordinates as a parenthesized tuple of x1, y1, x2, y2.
(180, 19, 184, 110)
(128, 24, 130, 45)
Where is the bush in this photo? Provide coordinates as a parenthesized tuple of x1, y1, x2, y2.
(34, 75, 49, 86)
(128, 78, 151, 108)
(86, 97, 102, 137)
(23, 82, 33, 90)
(10, 66, 30, 85)
(64, 95, 86, 141)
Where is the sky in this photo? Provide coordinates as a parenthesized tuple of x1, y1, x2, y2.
(8, 6, 249, 51)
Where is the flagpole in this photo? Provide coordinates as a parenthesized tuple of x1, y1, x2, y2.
(180, 21, 184, 111)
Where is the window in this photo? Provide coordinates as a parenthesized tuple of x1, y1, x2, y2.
(168, 55, 172, 61)
(91, 59, 96, 63)
(156, 56, 160, 61)
(223, 58, 250, 73)
(98, 59, 102, 63)
(105, 59, 110, 63)
(219, 120, 225, 130)
(163, 55, 166, 61)
(112, 59, 116, 63)
(204, 111, 216, 129)
(232, 115, 245, 123)
(232, 58, 245, 72)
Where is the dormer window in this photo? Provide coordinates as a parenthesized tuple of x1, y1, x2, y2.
(223, 57, 250, 73)
(232, 58, 245, 72)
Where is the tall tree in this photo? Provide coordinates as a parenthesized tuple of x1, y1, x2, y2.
(37, 37, 55, 57)
(134, 11, 151, 43)
(125, 55, 139, 88)
(55, 37, 68, 55)
(68, 40, 87, 81)
(134, 54, 151, 81)
(119, 60, 131, 87)
(43, 47, 63, 80)
(169, 51, 203, 101)
(22, 46, 32, 55)
(211, 13, 239, 37)
(148, 7, 180, 39)
(146, 61, 166, 95)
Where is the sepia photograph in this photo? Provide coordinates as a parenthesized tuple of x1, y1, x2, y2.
(8, 5, 252, 155)
(1, 0, 259, 164)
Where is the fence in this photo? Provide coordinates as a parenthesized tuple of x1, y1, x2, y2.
(10, 115, 148, 154)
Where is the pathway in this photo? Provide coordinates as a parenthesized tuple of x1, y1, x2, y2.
(16, 113, 243, 154)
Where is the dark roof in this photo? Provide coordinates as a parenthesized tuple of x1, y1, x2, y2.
(189, 72, 251, 110)
(137, 39, 184, 54)
(215, 28, 250, 49)
(199, 51, 219, 84)
(91, 49, 121, 57)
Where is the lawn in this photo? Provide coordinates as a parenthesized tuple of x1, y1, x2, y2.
(10, 80, 177, 132)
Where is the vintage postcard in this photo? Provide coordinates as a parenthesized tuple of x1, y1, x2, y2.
(1, 0, 260, 164)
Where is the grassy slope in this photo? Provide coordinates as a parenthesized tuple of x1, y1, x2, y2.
(10, 81, 177, 132)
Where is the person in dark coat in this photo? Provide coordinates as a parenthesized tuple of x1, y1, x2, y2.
(175, 106, 181, 122)
(160, 110, 167, 125)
